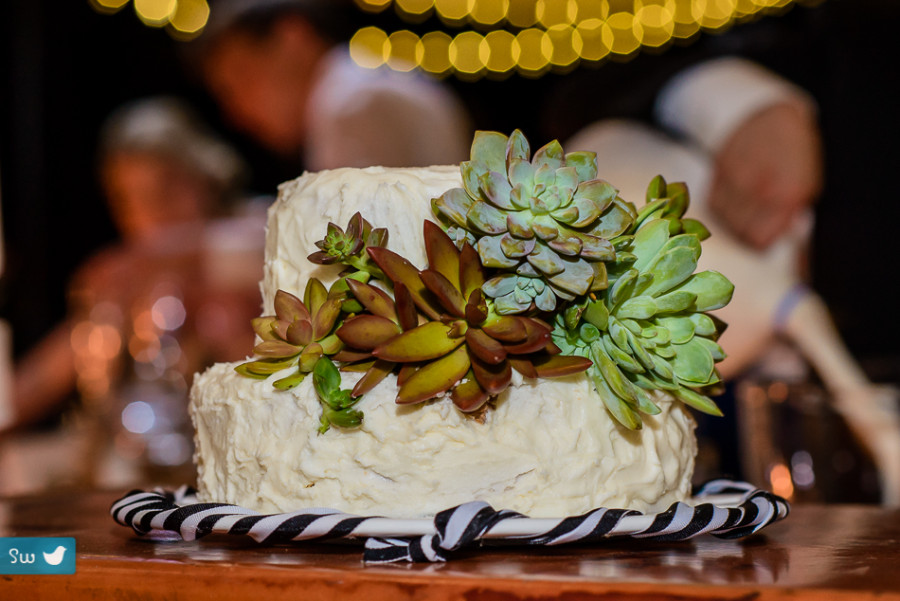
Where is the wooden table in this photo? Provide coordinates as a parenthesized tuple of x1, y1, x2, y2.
(2, 489, 899, 600)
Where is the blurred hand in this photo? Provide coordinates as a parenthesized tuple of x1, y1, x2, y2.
(708, 102, 823, 250)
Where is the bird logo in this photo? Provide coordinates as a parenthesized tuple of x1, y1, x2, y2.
(42, 545, 67, 566)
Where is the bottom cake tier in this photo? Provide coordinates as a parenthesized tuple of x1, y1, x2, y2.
(189, 363, 697, 518)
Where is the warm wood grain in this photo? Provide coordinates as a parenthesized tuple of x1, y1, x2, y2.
(2, 489, 899, 600)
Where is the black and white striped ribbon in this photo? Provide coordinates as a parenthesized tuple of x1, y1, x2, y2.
(110, 479, 788, 563)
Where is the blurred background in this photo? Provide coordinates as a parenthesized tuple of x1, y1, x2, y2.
(1, 0, 898, 506)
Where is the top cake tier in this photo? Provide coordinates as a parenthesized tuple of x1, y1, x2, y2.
(261, 166, 461, 315)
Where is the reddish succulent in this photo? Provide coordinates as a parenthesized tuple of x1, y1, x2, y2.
(236, 280, 344, 390)
(337, 221, 592, 412)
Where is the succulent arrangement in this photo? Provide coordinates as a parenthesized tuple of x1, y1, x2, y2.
(237, 130, 734, 432)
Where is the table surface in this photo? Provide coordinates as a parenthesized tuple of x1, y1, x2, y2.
(1, 489, 899, 601)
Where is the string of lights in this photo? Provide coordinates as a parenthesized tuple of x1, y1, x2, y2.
(88, 0, 822, 77)
(351, 0, 821, 78)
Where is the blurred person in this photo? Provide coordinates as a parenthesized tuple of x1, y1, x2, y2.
(194, 0, 471, 170)
(568, 108, 899, 505)
(4, 97, 265, 436)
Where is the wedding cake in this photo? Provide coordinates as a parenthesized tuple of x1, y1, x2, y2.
(190, 131, 732, 518)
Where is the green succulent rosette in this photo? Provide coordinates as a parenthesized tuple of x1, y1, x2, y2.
(432, 129, 636, 314)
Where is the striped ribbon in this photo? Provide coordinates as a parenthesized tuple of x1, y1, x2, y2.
(110, 480, 788, 563)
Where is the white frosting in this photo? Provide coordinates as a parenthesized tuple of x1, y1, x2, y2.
(190, 165, 698, 517)
(191, 363, 696, 518)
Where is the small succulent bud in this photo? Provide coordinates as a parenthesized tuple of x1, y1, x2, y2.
(308, 212, 388, 277)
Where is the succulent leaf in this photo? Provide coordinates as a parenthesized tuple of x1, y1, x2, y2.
(374, 321, 464, 362)
(432, 188, 475, 229)
(346, 279, 397, 322)
(673, 387, 722, 416)
(672, 271, 735, 312)
(351, 358, 394, 397)
(672, 339, 715, 383)
(481, 316, 527, 342)
(531, 353, 593, 377)
(465, 328, 507, 364)
(472, 131, 509, 173)
(337, 315, 402, 350)
(304, 278, 328, 315)
(501, 317, 550, 354)
(273, 370, 307, 390)
(421, 269, 467, 318)
(367, 247, 442, 321)
(313, 356, 364, 432)
(451, 374, 491, 412)
(396, 344, 471, 404)
(380, 284, 413, 332)
(274, 290, 310, 324)
(471, 354, 512, 395)
(253, 340, 301, 358)
(312, 298, 342, 340)
(424, 220, 462, 290)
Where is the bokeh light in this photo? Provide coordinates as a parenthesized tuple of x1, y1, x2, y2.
(696, 0, 738, 30)
(575, 18, 613, 61)
(769, 462, 795, 500)
(435, 0, 475, 23)
(506, 0, 538, 28)
(133, 0, 176, 27)
(607, 11, 641, 56)
(396, 0, 434, 17)
(484, 29, 518, 74)
(387, 30, 423, 71)
(350, 26, 390, 69)
(635, 2, 675, 48)
(734, 0, 760, 17)
(547, 25, 581, 69)
(355, 0, 392, 12)
(122, 401, 155, 434)
(471, 0, 509, 26)
(536, 0, 577, 27)
(420, 31, 454, 75)
(151, 295, 186, 331)
(449, 30, 486, 75)
(91, 0, 131, 13)
(575, 0, 609, 20)
(168, 0, 210, 37)
(515, 28, 552, 74)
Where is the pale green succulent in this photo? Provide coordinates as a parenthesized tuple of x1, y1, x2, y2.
(483, 271, 555, 314)
(552, 185, 734, 429)
(432, 129, 636, 314)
